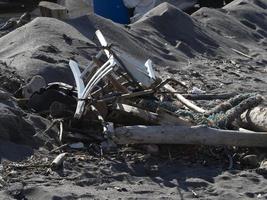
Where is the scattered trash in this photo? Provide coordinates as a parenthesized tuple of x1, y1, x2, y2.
(0, 1, 266, 198)
(19, 29, 267, 149)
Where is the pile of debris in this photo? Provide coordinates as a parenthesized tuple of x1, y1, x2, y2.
(17, 29, 267, 152)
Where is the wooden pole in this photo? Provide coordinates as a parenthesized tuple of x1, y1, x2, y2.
(111, 125, 267, 147)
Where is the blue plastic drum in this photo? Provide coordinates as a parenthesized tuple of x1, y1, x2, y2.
(93, 0, 130, 24)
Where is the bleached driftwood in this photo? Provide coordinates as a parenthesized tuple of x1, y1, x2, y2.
(164, 84, 206, 113)
(111, 125, 267, 147)
(241, 106, 267, 132)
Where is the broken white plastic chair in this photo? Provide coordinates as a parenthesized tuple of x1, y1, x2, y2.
(70, 30, 156, 119)
(96, 30, 156, 87)
(69, 56, 115, 119)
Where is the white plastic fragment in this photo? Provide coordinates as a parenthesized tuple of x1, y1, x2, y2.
(69, 142, 85, 149)
(191, 86, 206, 94)
(145, 59, 156, 80)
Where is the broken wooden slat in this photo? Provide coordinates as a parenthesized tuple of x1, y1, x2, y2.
(39, 1, 68, 20)
(111, 125, 267, 147)
(108, 103, 159, 125)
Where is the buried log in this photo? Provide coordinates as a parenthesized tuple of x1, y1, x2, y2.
(111, 125, 267, 147)
(240, 106, 267, 132)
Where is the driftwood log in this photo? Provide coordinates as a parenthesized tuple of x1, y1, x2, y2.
(241, 106, 267, 132)
(111, 125, 267, 147)
(39, 1, 68, 19)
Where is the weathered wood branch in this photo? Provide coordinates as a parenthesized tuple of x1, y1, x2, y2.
(164, 84, 206, 113)
(111, 125, 267, 147)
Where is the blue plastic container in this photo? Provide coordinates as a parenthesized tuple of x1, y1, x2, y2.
(93, 0, 130, 24)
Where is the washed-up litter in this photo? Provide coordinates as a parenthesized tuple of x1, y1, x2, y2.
(19, 29, 267, 148)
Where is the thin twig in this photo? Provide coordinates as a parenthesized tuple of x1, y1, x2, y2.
(232, 48, 252, 59)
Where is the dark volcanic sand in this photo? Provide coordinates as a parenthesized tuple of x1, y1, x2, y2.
(0, 0, 266, 199)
